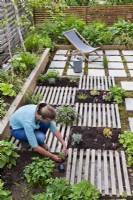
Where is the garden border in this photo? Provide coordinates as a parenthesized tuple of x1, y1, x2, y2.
(0, 48, 50, 139)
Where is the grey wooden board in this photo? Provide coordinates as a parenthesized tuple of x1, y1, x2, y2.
(79, 76, 115, 90)
(74, 103, 121, 128)
(66, 149, 131, 197)
(34, 86, 77, 105)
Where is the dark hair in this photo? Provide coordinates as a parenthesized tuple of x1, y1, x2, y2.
(36, 103, 56, 120)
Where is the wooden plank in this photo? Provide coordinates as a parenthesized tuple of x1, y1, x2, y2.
(54, 87, 61, 104)
(72, 87, 76, 104)
(58, 87, 65, 105)
(84, 149, 90, 180)
(42, 86, 49, 102)
(107, 104, 111, 127)
(63, 87, 69, 105)
(115, 151, 124, 195)
(109, 151, 117, 195)
(51, 124, 61, 152)
(70, 148, 78, 184)
(46, 87, 54, 103)
(83, 103, 87, 126)
(104, 76, 108, 90)
(90, 76, 93, 90)
(78, 76, 82, 89)
(94, 76, 96, 90)
(108, 76, 112, 88)
(102, 104, 106, 127)
(97, 149, 102, 192)
(64, 126, 71, 147)
(82, 75, 86, 90)
(74, 103, 79, 126)
(101, 76, 104, 90)
(78, 103, 83, 126)
(90, 149, 95, 185)
(66, 148, 73, 180)
(67, 87, 72, 105)
(111, 104, 116, 128)
(103, 150, 109, 195)
(88, 103, 92, 127)
(50, 87, 57, 104)
(56, 124, 66, 152)
(97, 76, 100, 90)
(86, 75, 89, 90)
(121, 151, 131, 196)
(98, 103, 101, 127)
(112, 76, 115, 86)
(77, 149, 84, 183)
(115, 104, 121, 128)
(92, 103, 97, 127)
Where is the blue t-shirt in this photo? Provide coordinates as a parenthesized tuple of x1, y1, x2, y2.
(9, 104, 57, 147)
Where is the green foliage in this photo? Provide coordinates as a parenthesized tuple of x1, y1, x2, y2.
(38, 70, 60, 84)
(119, 130, 133, 167)
(0, 98, 8, 119)
(103, 128, 112, 139)
(0, 140, 19, 169)
(102, 91, 112, 102)
(0, 83, 16, 97)
(71, 133, 82, 145)
(69, 77, 78, 83)
(108, 85, 126, 104)
(23, 157, 55, 185)
(0, 179, 13, 200)
(105, 0, 133, 5)
(77, 92, 88, 100)
(25, 90, 43, 104)
(56, 106, 78, 125)
(90, 90, 100, 96)
(58, 152, 65, 161)
(69, 180, 101, 200)
(62, 0, 96, 6)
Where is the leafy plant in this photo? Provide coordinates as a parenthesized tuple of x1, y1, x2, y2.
(69, 77, 78, 83)
(119, 130, 133, 167)
(90, 90, 100, 96)
(0, 179, 13, 200)
(71, 133, 82, 145)
(38, 70, 60, 84)
(69, 180, 101, 200)
(108, 85, 126, 104)
(58, 152, 65, 161)
(102, 91, 112, 102)
(0, 98, 8, 119)
(56, 106, 79, 125)
(77, 92, 88, 100)
(25, 33, 44, 52)
(48, 77, 56, 85)
(0, 140, 19, 169)
(23, 157, 55, 185)
(103, 128, 112, 139)
(0, 83, 16, 97)
(25, 90, 43, 104)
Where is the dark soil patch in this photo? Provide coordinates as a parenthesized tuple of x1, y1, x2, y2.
(68, 127, 123, 150)
(37, 77, 79, 87)
(1, 151, 66, 200)
(75, 90, 114, 104)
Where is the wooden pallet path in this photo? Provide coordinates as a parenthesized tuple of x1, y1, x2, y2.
(74, 103, 121, 128)
(66, 148, 131, 197)
(34, 86, 77, 105)
(79, 76, 115, 90)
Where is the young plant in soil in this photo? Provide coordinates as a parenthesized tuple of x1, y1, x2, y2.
(108, 85, 126, 104)
(0, 98, 8, 119)
(0, 179, 13, 200)
(56, 105, 79, 125)
(23, 157, 55, 185)
(0, 140, 19, 169)
(71, 133, 83, 146)
(38, 70, 60, 85)
(103, 128, 112, 139)
(90, 90, 100, 96)
(77, 92, 88, 100)
(119, 130, 133, 167)
(25, 90, 43, 104)
(102, 91, 112, 102)
(68, 76, 78, 84)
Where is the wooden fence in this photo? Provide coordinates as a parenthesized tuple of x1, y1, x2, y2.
(33, 5, 133, 25)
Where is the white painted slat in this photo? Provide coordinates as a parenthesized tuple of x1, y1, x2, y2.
(103, 150, 109, 195)
(46, 87, 54, 103)
(83, 103, 87, 126)
(109, 151, 117, 195)
(112, 76, 115, 86)
(97, 150, 102, 192)
(58, 87, 65, 104)
(93, 103, 97, 127)
(37, 86, 43, 95)
(72, 87, 76, 104)
(101, 76, 104, 90)
(71, 148, 78, 184)
(90, 149, 95, 185)
(63, 87, 68, 105)
(86, 75, 89, 90)
(108, 77, 112, 88)
(77, 149, 84, 183)
(97, 76, 100, 90)
(121, 151, 131, 196)
(79, 76, 82, 89)
(106, 104, 111, 127)
(84, 149, 90, 180)
(78, 103, 83, 126)
(46, 130, 54, 148)
(102, 104, 106, 127)
(67, 87, 72, 105)
(98, 103, 101, 127)
(88, 103, 92, 126)
(104, 77, 108, 90)
(34, 86, 39, 94)
(94, 76, 96, 90)
(82, 75, 86, 89)
(54, 87, 61, 104)
(64, 126, 71, 147)
(90, 76, 93, 90)
(56, 124, 66, 152)
(115, 104, 121, 128)
(115, 151, 124, 195)
(50, 87, 57, 104)
(111, 104, 116, 128)
(74, 103, 79, 126)
(66, 148, 73, 180)
(51, 124, 61, 152)
(42, 86, 49, 102)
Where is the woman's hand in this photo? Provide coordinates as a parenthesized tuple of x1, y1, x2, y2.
(63, 145, 68, 156)
(52, 154, 62, 162)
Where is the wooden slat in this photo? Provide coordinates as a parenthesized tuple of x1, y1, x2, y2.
(102, 104, 106, 127)
(98, 103, 101, 127)
(84, 149, 90, 180)
(109, 151, 117, 195)
(103, 150, 109, 195)
(107, 104, 111, 127)
(70, 148, 78, 184)
(83, 103, 87, 126)
(97, 150, 102, 192)
(115, 104, 121, 128)
(92, 103, 97, 127)
(66, 148, 73, 180)
(90, 149, 95, 185)
(50, 87, 57, 104)
(88, 103, 92, 126)
(77, 149, 84, 183)
(111, 104, 116, 128)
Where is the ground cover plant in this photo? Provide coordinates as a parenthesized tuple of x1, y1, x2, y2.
(0, 179, 13, 200)
(24, 90, 43, 104)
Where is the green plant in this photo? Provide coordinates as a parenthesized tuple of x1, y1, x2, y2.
(58, 152, 65, 161)
(90, 90, 100, 96)
(25, 33, 44, 52)
(103, 128, 112, 139)
(23, 157, 55, 185)
(0, 140, 19, 169)
(69, 77, 78, 83)
(103, 56, 108, 68)
(0, 83, 16, 97)
(0, 98, 8, 119)
(121, 191, 127, 198)
(48, 77, 56, 85)
(102, 91, 112, 102)
(71, 133, 82, 145)
(38, 70, 60, 84)
(77, 92, 88, 100)
(69, 180, 101, 200)
(0, 179, 13, 200)
(108, 85, 126, 104)
(25, 90, 43, 104)
(119, 130, 133, 167)
(56, 106, 79, 125)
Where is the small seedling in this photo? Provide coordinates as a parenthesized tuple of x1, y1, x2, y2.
(48, 77, 56, 84)
(77, 92, 88, 100)
(90, 90, 100, 96)
(69, 77, 77, 83)
(71, 133, 82, 145)
(103, 128, 112, 139)
(102, 91, 112, 102)
(58, 152, 65, 161)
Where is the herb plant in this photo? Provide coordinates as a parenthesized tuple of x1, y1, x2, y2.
(25, 90, 43, 104)
(0, 140, 19, 169)
(58, 152, 65, 161)
(0, 98, 8, 119)
(119, 130, 133, 167)
(71, 133, 82, 145)
(108, 85, 126, 104)
(102, 91, 112, 102)
(38, 70, 60, 84)
(103, 128, 112, 139)
(23, 157, 55, 185)
(0, 83, 16, 97)
(69, 77, 78, 83)
(0, 179, 13, 200)
(77, 92, 88, 100)
(56, 106, 79, 125)
(90, 90, 100, 96)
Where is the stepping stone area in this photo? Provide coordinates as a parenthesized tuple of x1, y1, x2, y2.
(11, 49, 133, 198)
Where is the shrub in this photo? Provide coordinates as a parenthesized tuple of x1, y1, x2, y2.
(0, 179, 13, 200)
(23, 157, 55, 185)
(0, 140, 19, 169)
(38, 70, 60, 84)
(71, 133, 82, 145)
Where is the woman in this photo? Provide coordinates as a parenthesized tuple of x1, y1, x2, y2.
(9, 103, 67, 162)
